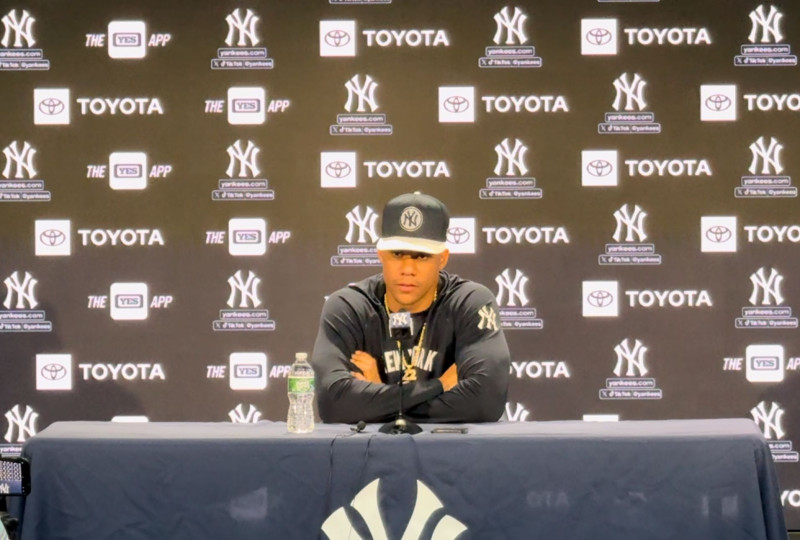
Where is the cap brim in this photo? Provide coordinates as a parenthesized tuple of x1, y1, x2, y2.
(376, 236, 447, 254)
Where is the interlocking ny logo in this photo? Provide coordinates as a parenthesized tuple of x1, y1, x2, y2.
(345, 205, 379, 244)
(478, 305, 498, 331)
(749, 267, 784, 306)
(749, 136, 784, 175)
(613, 204, 647, 243)
(612, 73, 647, 112)
(228, 403, 261, 423)
(613, 338, 648, 377)
(2, 141, 37, 179)
(4, 405, 38, 443)
(226, 140, 261, 178)
(225, 8, 260, 47)
(751, 401, 785, 440)
(1, 9, 36, 48)
(494, 138, 528, 176)
(505, 402, 530, 422)
(227, 270, 261, 308)
(344, 74, 379, 113)
(495, 268, 529, 307)
(493, 6, 528, 45)
(322, 478, 467, 540)
(748, 5, 784, 44)
(400, 207, 422, 232)
(3, 271, 38, 309)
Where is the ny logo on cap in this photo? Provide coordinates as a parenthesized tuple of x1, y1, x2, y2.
(400, 206, 423, 232)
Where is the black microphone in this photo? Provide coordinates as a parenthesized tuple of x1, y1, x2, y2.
(380, 310, 423, 435)
(389, 310, 413, 341)
(389, 311, 416, 368)
(350, 420, 367, 433)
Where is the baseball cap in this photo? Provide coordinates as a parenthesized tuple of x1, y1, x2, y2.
(376, 192, 450, 254)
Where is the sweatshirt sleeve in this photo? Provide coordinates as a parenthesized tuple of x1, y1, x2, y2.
(406, 285, 510, 423)
(310, 291, 443, 424)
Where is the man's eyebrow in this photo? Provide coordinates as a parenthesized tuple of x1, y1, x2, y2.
(392, 250, 430, 257)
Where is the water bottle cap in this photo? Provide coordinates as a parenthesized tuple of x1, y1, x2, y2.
(296, 352, 308, 361)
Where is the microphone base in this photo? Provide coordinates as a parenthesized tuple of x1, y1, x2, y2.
(379, 416, 423, 435)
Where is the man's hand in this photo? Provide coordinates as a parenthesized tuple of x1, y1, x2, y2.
(439, 363, 458, 392)
(350, 351, 382, 383)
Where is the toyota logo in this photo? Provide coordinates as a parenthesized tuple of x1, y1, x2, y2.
(41, 363, 67, 381)
(39, 229, 66, 246)
(705, 94, 731, 112)
(38, 98, 65, 116)
(325, 161, 352, 179)
(705, 226, 732, 243)
(586, 159, 612, 177)
(586, 28, 612, 46)
(447, 227, 470, 245)
(443, 95, 469, 113)
(587, 290, 613, 308)
(324, 29, 351, 48)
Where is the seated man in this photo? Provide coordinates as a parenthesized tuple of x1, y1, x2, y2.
(311, 192, 510, 424)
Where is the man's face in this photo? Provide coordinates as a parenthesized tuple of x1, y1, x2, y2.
(378, 249, 450, 313)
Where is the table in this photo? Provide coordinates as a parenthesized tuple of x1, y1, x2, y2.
(17, 419, 787, 539)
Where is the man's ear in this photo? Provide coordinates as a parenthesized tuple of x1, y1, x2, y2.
(438, 249, 450, 270)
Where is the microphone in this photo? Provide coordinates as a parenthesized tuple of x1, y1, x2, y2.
(389, 310, 413, 341)
(380, 310, 422, 435)
(350, 421, 367, 433)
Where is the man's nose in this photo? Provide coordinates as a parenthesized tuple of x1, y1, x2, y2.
(399, 257, 416, 274)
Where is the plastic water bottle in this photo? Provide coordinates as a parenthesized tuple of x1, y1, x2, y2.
(287, 352, 315, 433)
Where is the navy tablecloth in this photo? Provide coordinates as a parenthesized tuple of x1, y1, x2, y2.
(18, 419, 787, 539)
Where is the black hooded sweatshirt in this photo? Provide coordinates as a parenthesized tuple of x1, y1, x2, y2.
(311, 271, 510, 423)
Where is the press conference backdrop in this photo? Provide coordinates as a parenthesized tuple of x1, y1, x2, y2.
(1, 0, 799, 526)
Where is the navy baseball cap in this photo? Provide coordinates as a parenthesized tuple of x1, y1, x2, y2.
(376, 192, 450, 254)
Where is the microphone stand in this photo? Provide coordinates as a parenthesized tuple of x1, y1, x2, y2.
(379, 345, 422, 435)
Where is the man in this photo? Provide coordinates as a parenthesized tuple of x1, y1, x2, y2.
(311, 192, 510, 424)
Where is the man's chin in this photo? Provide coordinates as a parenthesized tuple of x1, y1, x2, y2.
(388, 290, 422, 309)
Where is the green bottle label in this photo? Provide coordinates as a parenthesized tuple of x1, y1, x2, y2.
(288, 376, 314, 393)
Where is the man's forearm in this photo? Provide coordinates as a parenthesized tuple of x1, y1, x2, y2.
(317, 375, 443, 423)
(405, 373, 507, 423)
